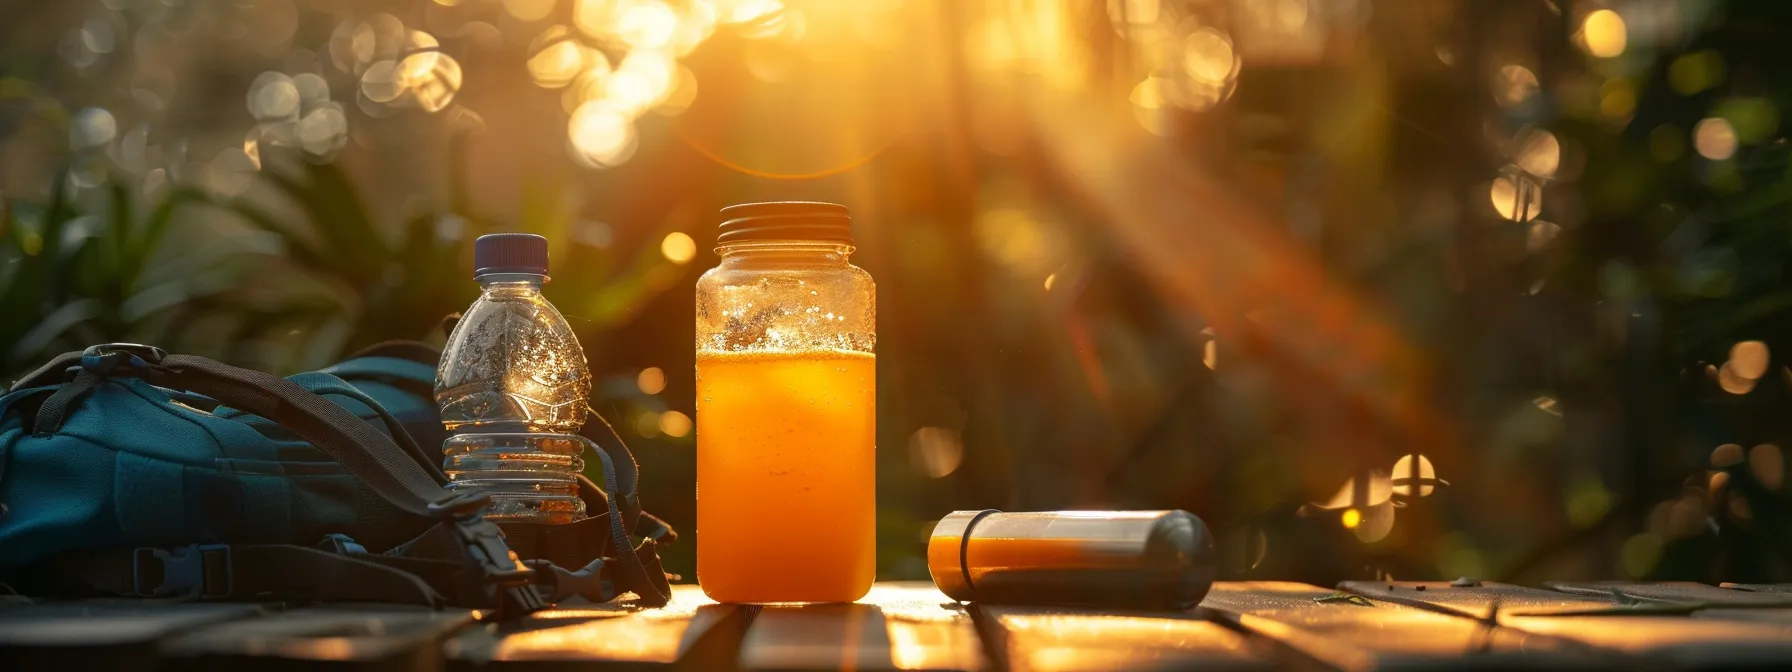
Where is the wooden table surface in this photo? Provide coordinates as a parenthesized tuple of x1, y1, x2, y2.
(4, 580, 1792, 670)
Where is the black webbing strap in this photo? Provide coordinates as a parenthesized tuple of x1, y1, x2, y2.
(390, 513, 611, 572)
(580, 412, 645, 528)
(9, 351, 82, 391)
(24, 345, 544, 618)
(501, 516, 610, 570)
(588, 433, 670, 606)
(54, 544, 443, 607)
(636, 510, 678, 546)
(33, 369, 102, 435)
(381, 440, 671, 606)
(280, 375, 446, 485)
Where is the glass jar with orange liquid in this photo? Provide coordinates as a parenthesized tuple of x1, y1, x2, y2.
(695, 202, 876, 603)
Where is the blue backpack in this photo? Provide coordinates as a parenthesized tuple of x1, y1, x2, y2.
(0, 342, 672, 617)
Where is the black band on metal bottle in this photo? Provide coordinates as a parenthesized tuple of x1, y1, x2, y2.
(957, 509, 1000, 600)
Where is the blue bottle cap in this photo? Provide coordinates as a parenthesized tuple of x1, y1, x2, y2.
(474, 233, 549, 278)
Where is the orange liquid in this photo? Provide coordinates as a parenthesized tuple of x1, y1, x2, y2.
(696, 349, 876, 602)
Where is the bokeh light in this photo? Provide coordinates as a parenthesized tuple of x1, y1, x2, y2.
(360, 60, 405, 104)
(637, 366, 667, 395)
(617, 0, 679, 50)
(293, 73, 329, 104)
(1729, 341, 1769, 380)
(606, 49, 676, 116)
(1669, 50, 1725, 96)
(1495, 65, 1539, 108)
(568, 101, 639, 167)
(635, 410, 662, 438)
(558, 54, 613, 110)
(247, 72, 300, 122)
(528, 28, 591, 88)
(1694, 117, 1737, 161)
(1130, 76, 1178, 136)
(507, 0, 558, 23)
(1713, 443, 1745, 467)
(1567, 476, 1613, 529)
(908, 427, 964, 478)
(1490, 173, 1543, 222)
(296, 104, 350, 158)
(1514, 130, 1560, 178)
(659, 410, 693, 438)
(1352, 502, 1396, 543)
(1580, 9, 1628, 59)
(1713, 97, 1780, 144)
(1182, 27, 1237, 87)
(1600, 79, 1636, 120)
(403, 53, 462, 113)
(1717, 361, 1756, 395)
(1318, 473, 1393, 509)
(68, 107, 116, 150)
(1391, 454, 1437, 497)
(660, 231, 697, 264)
(399, 31, 440, 83)
(1751, 444, 1784, 491)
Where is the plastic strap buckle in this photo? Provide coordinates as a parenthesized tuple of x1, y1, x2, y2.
(526, 558, 615, 603)
(430, 492, 544, 616)
(80, 343, 168, 379)
(133, 544, 231, 598)
(316, 533, 368, 555)
(427, 490, 494, 520)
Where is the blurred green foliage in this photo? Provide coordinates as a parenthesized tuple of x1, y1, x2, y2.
(0, 174, 234, 375)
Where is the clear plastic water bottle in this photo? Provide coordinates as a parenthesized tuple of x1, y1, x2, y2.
(436, 233, 590, 523)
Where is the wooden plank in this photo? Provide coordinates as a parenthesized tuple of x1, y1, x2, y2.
(738, 603, 890, 671)
(737, 583, 984, 671)
(1338, 580, 1627, 619)
(1721, 583, 1792, 594)
(977, 604, 1271, 672)
(161, 605, 474, 670)
(1494, 614, 1792, 667)
(1348, 582, 1792, 665)
(446, 585, 750, 669)
(1545, 581, 1792, 606)
(0, 602, 261, 670)
(865, 583, 987, 672)
(1198, 581, 1602, 670)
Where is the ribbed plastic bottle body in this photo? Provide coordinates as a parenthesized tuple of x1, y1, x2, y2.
(436, 275, 589, 523)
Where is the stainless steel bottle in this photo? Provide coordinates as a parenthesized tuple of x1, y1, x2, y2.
(927, 510, 1216, 610)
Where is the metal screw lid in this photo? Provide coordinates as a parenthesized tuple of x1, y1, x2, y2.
(717, 202, 853, 245)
